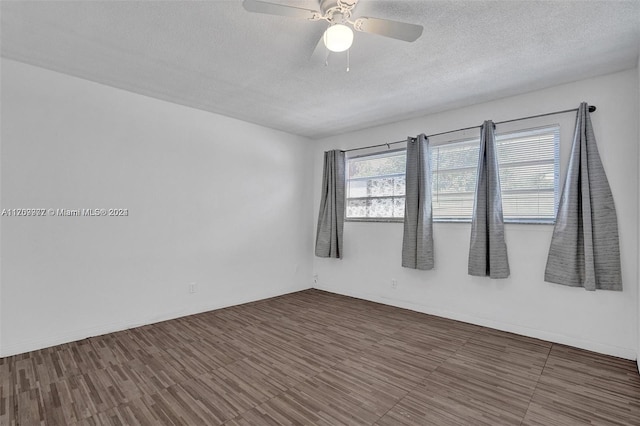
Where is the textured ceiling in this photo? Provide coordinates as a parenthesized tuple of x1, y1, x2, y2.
(2, 0, 639, 139)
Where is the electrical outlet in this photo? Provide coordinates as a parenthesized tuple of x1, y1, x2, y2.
(189, 282, 197, 294)
(313, 274, 318, 285)
(391, 279, 398, 289)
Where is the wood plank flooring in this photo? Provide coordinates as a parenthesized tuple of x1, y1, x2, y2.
(2, 289, 639, 425)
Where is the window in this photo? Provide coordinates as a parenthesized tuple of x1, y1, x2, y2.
(345, 150, 406, 220)
(431, 139, 478, 220)
(345, 125, 560, 223)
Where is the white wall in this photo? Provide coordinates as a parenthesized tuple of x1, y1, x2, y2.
(0, 59, 314, 357)
(312, 69, 639, 360)
(2, 59, 637, 363)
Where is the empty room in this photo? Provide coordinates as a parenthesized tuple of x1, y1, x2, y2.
(1, 0, 640, 425)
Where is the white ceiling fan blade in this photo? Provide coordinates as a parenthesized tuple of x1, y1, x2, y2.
(354, 17, 423, 42)
(243, 0, 320, 20)
(309, 34, 330, 63)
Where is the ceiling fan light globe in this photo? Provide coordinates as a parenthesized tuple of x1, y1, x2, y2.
(323, 24, 353, 52)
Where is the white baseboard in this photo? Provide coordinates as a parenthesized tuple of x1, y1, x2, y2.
(1, 285, 311, 357)
(314, 284, 637, 361)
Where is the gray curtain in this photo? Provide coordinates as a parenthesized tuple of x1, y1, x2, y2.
(468, 121, 510, 278)
(402, 134, 434, 270)
(315, 150, 346, 258)
(545, 103, 622, 291)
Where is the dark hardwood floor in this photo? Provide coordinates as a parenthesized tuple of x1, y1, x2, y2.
(2, 289, 639, 425)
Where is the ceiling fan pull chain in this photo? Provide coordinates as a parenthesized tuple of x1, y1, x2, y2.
(346, 48, 350, 72)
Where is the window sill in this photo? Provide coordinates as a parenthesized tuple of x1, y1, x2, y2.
(345, 218, 556, 225)
(345, 218, 403, 223)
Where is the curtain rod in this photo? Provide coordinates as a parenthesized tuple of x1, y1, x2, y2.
(342, 105, 596, 153)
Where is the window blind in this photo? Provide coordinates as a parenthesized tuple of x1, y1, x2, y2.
(432, 126, 559, 222)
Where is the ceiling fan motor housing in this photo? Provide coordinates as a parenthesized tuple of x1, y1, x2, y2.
(320, 0, 357, 21)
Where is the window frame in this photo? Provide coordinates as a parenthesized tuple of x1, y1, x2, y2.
(430, 136, 481, 224)
(494, 125, 560, 225)
(344, 148, 407, 223)
(344, 124, 560, 224)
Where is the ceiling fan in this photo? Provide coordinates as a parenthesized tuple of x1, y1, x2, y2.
(242, 0, 423, 59)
